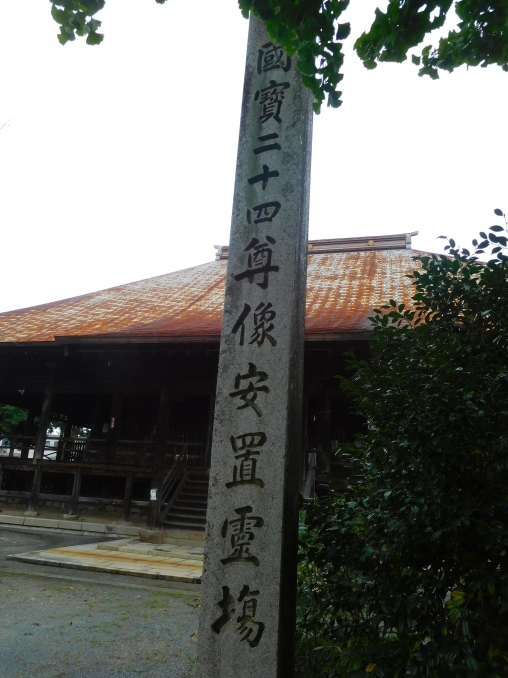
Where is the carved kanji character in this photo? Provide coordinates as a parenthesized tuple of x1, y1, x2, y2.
(254, 80, 290, 124)
(231, 303, 252, 346)
(226, 431, 267, 489)
(248, 164, 279, 191)
(234, 237, 279, 290)
(237, 586, 265, 648)
(211, 586, 236, 634)
(221, 505, 264, 566)
(211, 585, 265, 648)
(231, 302, 277, 347)
(230, 432, 267, 454)
(247, 201, 281, 225)
(257, 43, 291, 74)
(226, 453, 264, 489)
(253, 132, 281, 155)
(250, 302, 277, 347)
(229, 362, 269, 417)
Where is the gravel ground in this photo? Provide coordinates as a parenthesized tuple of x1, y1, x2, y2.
(0, 529, 200, 678)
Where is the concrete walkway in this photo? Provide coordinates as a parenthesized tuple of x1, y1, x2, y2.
(0, 506, 144, 537)
(7, 532, 204, 583)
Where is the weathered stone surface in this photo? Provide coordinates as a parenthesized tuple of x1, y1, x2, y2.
(0, 515, 24, 525)
(58, 520, 82, 531)
(24, 517, 60, 529)
(197, 15, 312, 678)
(139, 529, 165, 544)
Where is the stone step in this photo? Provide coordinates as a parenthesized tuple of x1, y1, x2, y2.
(97, 537, 204, 562)
(178, 493, 208, 502)
(162, 528, 205, 542)
(167, 512, 206, 524)
(175, 496, 207, 505)
(174, 502, 206, 516)
(164, 520, 206, 532)
(170, 502, 206, 516)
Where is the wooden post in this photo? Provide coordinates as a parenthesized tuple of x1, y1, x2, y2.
(122, 472, 134, 523)
(197, 16, 313, 678)
(26, 369, 56, 515)
(20, 409, 35, 460)
(34, 371, 56, 461)
(57, 417, 72, 462)
(148, 387, 170, 529)
(66, 468, 82, 517)
(204, 392, 216, 469)
(90, 395, 103, 438)
(26, 465, 42, 515)
(106, 390, 123, 462)
(90, 395, 102, 438)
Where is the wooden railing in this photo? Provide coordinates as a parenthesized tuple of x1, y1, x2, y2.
(158, 445, 189, 526)
(0, 435, 206, 468)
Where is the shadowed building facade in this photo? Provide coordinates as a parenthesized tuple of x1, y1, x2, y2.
(0, 233, 420, 527)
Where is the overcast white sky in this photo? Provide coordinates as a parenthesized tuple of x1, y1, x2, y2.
(1, 0, 507, 312)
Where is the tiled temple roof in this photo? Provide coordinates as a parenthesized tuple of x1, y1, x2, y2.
(0, 234, 425, 343)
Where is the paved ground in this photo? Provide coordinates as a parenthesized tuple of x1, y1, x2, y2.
(0, 529, 200, 678)
(9, 541, 203, 583)
(0, 506, 144, 537)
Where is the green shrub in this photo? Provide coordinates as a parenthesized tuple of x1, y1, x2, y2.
(297, 212, 508, 677)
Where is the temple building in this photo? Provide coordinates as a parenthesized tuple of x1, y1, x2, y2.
(0, 233, 420, 529)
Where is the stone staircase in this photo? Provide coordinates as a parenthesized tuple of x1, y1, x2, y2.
(9, 532, 205, 584)
(98, 531, 205, 562)
(162, 470, 209, 531)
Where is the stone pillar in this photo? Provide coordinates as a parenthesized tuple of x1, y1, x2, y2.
(197, 16, 312, 678)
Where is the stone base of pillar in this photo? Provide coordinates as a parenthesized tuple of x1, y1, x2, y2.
(62, 514, 79, 520)
(24, 510, 40, 517)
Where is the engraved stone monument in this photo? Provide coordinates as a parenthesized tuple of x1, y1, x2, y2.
(197, 14, 313, 678)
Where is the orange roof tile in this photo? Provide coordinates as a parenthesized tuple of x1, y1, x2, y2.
(0, 240, 425, 344)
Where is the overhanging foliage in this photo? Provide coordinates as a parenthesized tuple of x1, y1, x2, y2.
(48, 1, 508, 111)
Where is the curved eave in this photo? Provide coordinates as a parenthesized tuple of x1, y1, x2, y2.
(0, 246, 427, 344)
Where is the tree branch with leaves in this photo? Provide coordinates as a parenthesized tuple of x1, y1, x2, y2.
(49, 0, 508, 111)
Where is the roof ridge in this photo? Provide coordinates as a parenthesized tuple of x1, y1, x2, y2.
(214, 232, 419, 260)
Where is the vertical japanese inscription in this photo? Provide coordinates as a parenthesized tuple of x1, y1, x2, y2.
(198, 14, 312, 678)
